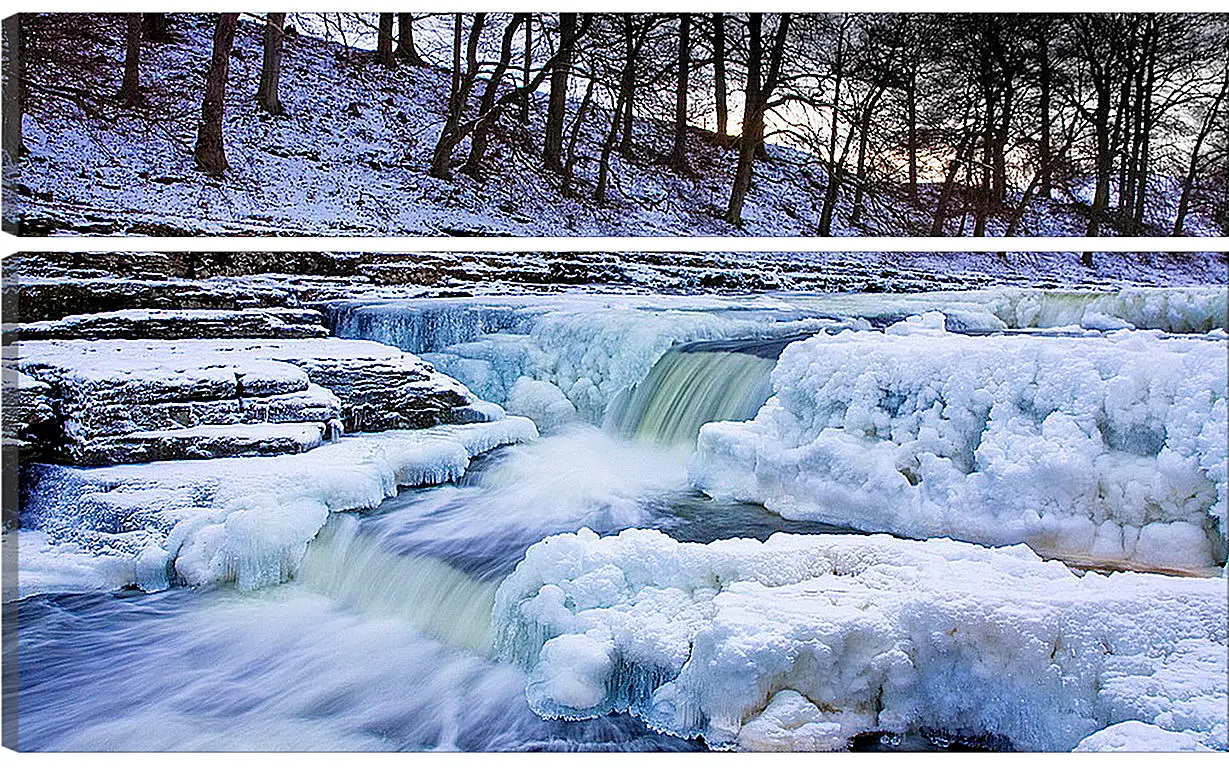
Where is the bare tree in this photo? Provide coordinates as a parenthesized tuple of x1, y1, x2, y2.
(544, 13, 578, 172)
(2, 14, 22, 163)
(119, 14, 141, 107)
(670, 14, 692, 173)
(377, 13, 394, 67)
(257, 13, 287, 116)
(712, 12, 729, 144)
(464, 14, 528, 176)
(429, 13, 487, 178)
(1174, 57, 1228, 234)
(194, 13, 239, 176)
(726, 13, 791, 226)
(396, 13, 425, 66)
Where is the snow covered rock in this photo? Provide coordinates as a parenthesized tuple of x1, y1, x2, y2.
(10, 338, 489, 464)
(1, 367, 57, 453)
(8, 276, 297, 323)
(1074, 721, 1215, 752)
(692, 325, 1228, 573)
(493, 528, 1227, 752)
(12, 307, 328, 341)
(17, 417, 538, 594)
(982, 286, 1228, 334)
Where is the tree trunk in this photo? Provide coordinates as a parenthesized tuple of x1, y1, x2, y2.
(596, 86, 629, 204)
(520, 16, 532, 124)
(2, 14, 22, 164)
(850, 89, 884, 225)
(1038, 31, 1052, 198)
(1086, 85, 1113, 236)
(194, 13, 239, 177)
(1130, 21, 1157, 231)
(906, 74, 918, 204)
(1173, 70, 1227, 235)
(430, 13, 487, 179)
(396, 13, 425, 65)
(544, 13, 576, 172)
(257, 13, 286, 116)
(828, 24, 845, 169)
(930, 131, 973, 236)
(464, 14, 527, 176)
(562, 78, 596, 198)
(619, 23, 636, 158)
(993, 80, 1012, 202)
(670, 14, 691, 173)
(377, 13, 394, 67)
(143, 13, 169, 42)
(713, 12, 728, 144)
(726, 13, 789, 226)
(726, 14, 763, 226)
(120, 14, 142, 107)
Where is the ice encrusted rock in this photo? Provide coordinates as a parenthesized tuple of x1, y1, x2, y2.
(334, 288, 1225, 435)
(16, 417, 538, 595)
(493, 528, 1227, 752)
(9, 338, 487, 464)
(10, 307, 329, 341)
(692, 322, 1228, 573)
(414, 301, 836, 422)
(981, 286, 1228, 334)
(1, 367, 57, 452)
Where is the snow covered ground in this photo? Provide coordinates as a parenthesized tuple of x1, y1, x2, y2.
(6, 14, 1224, 237)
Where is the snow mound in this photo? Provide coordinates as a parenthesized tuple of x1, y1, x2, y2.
(493, 528, 1227, 751)
(16, 418, 538, 595)
(692, 324, 1228, 573)
(1074, 721, 1215, 752)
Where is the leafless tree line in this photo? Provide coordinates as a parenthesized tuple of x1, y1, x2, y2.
(4, 12, 1226, 235)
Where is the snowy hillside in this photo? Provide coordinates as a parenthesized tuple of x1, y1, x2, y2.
(6, 13, 1225, 237)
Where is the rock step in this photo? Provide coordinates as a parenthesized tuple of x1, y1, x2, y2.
(9, 308, 328, 342)
(7, 338, 491, 465)
(73, 422, 333, 465)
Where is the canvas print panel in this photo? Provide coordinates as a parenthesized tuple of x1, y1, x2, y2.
(1, 249, 1226, 751)
(2, 12, 1227, 236)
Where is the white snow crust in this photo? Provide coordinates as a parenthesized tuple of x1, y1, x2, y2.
(16, 418, 538, 596)
(692, 321, 1228, 573)
(493, 528, 1228, 752)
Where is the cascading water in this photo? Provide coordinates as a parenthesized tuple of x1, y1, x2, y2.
(604, 334, 810, 448)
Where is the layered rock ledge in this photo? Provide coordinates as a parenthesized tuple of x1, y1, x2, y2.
(6, 337, 493, 465)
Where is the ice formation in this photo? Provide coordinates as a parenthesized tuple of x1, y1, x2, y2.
(330, 288, 1226, 438)
(16, 418, 538, 596)
(692, 319, 1228, 573)
(493, 528, 1228, 752)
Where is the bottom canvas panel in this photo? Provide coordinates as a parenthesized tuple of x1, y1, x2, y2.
(2, 250, 1226, 752)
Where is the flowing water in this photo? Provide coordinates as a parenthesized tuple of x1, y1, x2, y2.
(8, 331, 864, 752)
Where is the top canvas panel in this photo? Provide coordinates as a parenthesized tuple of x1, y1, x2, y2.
(2, 12, 1226, 237)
